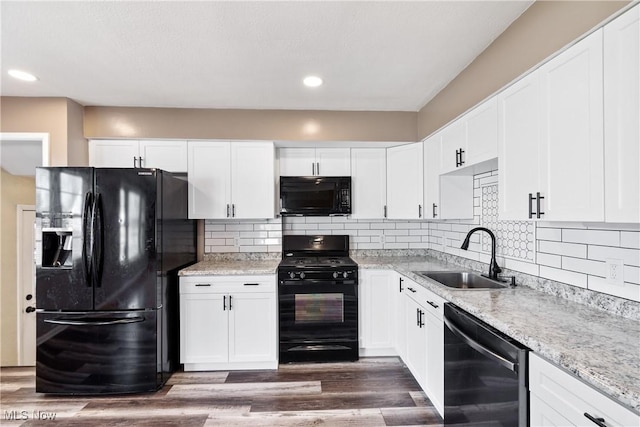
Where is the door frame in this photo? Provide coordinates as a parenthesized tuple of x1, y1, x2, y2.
(16, 204, 36, 366)
(0, 132, 50, 167)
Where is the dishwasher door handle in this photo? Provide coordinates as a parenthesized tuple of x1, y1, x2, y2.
(444, 316, 516, 373)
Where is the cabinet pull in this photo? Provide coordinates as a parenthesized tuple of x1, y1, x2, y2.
(139, 156, 143, 168)
(226, 204, 230, 218)
(528, 193, 535, 219)
(244, 283, 260, 286)
(223, 295, 226, 310)
(384, 205, 387, 218)
(407, 287, 416, 293)
(416, 308, 420, 327)
(418, 205, 422, 218)
(312, 162, 315, 176)
(427, 300, 439, 309)
(195, 283, 211, 287)
(419, 310, 424, 328)
(133, 157, 138, 168)
(228, 295, 232, 310)
(432, 203, 437, 218)
(232, 204, 236, 217)
(459, 148, 465, 166)
(536, 192, 544, 219)
(399, 277, 404, 292)
(583, 413, 607, 427)
(316, 162, 320, 175)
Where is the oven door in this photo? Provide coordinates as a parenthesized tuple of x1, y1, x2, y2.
(278, 280, 358, 362)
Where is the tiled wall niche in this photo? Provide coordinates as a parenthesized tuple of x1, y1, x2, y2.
(204, 171, 640, 302)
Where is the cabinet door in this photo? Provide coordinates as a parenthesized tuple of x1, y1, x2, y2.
(351, 148, 387, 219)
(315, 148, 351, 176)
(231, 142, 275, 219)
(89, 140, 139, 168)
(394, 274, 407, 360)
(359, 270, 395, 355)
(278, 148, 316, 176)
(180, 293, 229, 364)
(187, 141, 231, 219)
(440, 119, 466, 174)
(530, 393, 575, 427)
(465, 96, 498, 166)
(538, 29, 604, 221)
(139, 140, 188, 172)
(423, 135, 441, 220)
(404, 295, 427, 389)
(604, 6, 640, 223)
(424, 309, 444, 416)
(386, 143, 424, 219)
(228, 292, 277, 363)
(498, 71, 541, 220)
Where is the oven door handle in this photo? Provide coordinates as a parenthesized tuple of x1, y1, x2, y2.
(444, 316, 516, 373)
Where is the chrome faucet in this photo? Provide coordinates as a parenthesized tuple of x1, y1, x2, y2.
(461, 227, 502, 281)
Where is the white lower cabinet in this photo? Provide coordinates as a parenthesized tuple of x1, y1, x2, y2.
(359, 270, 396, 356)
(179, 275, 277, 371)
(529, 353, 639, 427)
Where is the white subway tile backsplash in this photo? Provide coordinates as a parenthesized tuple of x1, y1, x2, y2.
(561, 257, 605, 277)
(562, 229, 620, 246)
(588, 276, 640, 301)
(621, 232, 640, 249)
(536, 228, 562, 242)
(538, 240, 587, 259)
(539, 266, 588, 289)
(624, 265, 640, 285)
(536, 252, 562, 268)
(588, 245, 640, 267)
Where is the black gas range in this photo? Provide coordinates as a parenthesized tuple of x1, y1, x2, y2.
(277, 235, 359, 363)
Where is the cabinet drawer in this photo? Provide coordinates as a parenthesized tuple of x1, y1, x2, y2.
(404, 280, 445, 319)
(180, 275, 275, 294)
(529, 353, 638, 427)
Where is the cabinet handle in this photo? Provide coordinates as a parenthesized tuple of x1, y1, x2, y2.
(459, 149, 465, 166)
(232, 204, 236, 217)
(399, 277, 404, 292)
(418, 205, 422, 218)
(583, 413, 607, 427)
(416, 308, 420, 326)
(432, 203, 437, 218)
(312, 162, 315, 176)
(528, 193, 535, 219)
(419, 310, 424, 328)
(228, 295, 233, 310)
(384, 205, 387, 218)
(223, 295, 226, 310)
(226, 204, 230, 218)
(244, 283, 259, 286)
(139, 156, 143, 168)
(407, 287, 416, 293)
(195, 283, 211, 287)
(536, 192, 544, 219)
(427, 300, 439, 309)
(133, 157, 138, 168)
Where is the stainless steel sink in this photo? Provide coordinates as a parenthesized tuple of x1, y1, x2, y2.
(413, 271, 508, 289)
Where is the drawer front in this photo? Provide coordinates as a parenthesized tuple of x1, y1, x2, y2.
(529, 353, 639, 427)
(404, 279, 445, 319)
(180, 275, 276, 294)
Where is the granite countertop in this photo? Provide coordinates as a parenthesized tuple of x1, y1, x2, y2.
(353, 255, 640, 414)
(178, 259, 279, 276)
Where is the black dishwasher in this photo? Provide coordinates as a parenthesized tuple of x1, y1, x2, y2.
(444, 303, 529, 427)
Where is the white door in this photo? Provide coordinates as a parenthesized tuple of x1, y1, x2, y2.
(351, 148, 387, 219)
(386, 143, 424, 219)
(278, 148, 316, 176)
(230, 142, 275, 219)
(423, 135, 441, 220)
(187, 141, 231, 218)
(139, 140, 188, 172)
(604, 6, 640, 223)
(89, 139, 140, 168)
(359, 270, 395, 355)
(180, 293, 229, 364)
(18, 206, 36, 366)
(228, 293, 276, 363)
(404, 296, 427, 389)
(538, 29, 604, 221)
(315, 148, 351, 176)
(465, 96, 498, 166)
(498, 71, 541, 220)
(394, 273, 407, 360)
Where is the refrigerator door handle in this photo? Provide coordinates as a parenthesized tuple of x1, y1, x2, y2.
(44, 316, 145, 326)
(91, 192, 105, 288)
(82, 191, 94, 286)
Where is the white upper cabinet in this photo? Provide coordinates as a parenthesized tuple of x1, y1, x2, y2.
(440, 96, 498, 175)
(188, 141, 275, 219)
(386, 143, 424, 219)
(604, 5, 640, 223)
(351, 148, 387, 219)
(279, 147, 350, 176)
(499, 29, 604, 221)
(538, 29, 604, 222)
(89, 139, 188, 172)
(423, 135, 441, 220)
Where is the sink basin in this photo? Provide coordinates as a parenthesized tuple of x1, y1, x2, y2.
(413, 271, 508, 289)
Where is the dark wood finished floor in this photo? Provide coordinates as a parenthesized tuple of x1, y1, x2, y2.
(1, 357, 443, 426)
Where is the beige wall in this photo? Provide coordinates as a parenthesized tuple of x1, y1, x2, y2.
(0, 96, 88, 166)
(416, 0, 631, 140)
(84, 107, 417, 142)
(0, 169, 35, 366)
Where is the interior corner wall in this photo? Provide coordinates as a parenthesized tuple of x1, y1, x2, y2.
(83, 107, 417, 143)
(66, 99, 88, 166)
(416, 0, 631, 140)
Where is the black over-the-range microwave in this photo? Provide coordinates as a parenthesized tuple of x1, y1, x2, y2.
(279, 176, 351, 216)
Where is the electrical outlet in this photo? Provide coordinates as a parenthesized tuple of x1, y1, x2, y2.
(605, 258, 624, 286)
(233, 236, 240, 247)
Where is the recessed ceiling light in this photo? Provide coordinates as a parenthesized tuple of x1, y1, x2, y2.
(303, 76, 323, 88)
(8, 69, 38, 82)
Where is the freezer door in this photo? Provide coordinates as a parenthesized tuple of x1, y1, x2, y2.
(36, 167, 95, 311)
(93, 169, 159, 310)
(36, 310, 159, 394)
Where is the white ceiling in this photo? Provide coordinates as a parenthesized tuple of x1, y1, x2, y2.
(0, 1, 533, 112)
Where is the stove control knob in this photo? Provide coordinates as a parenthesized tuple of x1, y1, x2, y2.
(343, 272, 349, 278)
(300, 272, 305, 279)
(289, 272, 296, 279)
(333, 272, 339, 279)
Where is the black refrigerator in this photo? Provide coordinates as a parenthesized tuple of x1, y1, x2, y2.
(35, 167, 197, 394)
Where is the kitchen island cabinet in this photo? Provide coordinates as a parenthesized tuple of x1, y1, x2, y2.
(179, 274, 277, 371)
